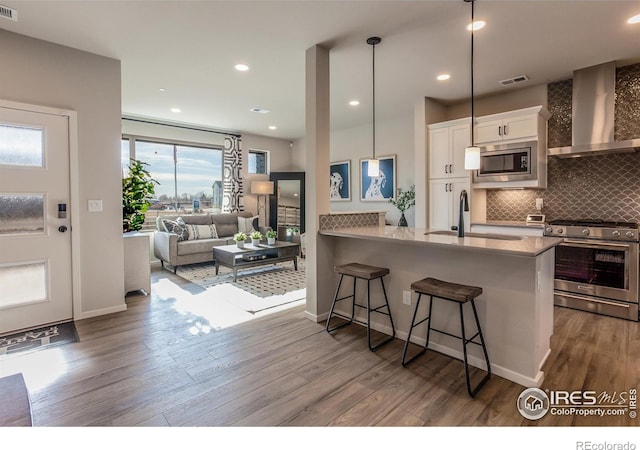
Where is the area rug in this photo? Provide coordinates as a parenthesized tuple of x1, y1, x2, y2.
(0, 321, 78, 357)
(176, 259, 306, 314)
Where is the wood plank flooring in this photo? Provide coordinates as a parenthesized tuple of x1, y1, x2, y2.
(1, 266, 638, 428)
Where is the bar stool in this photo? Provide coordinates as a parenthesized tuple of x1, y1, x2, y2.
(325, 263, 396, 351)
(402, 277, 491, 398)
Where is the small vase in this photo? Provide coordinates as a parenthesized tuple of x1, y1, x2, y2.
(236, 240, 245, 249)
(267, 237, 276, 245)
(252, 238, 260, 246)
(398, 212, 408, 227)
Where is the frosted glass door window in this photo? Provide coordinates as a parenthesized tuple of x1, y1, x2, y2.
(0, 124, 44, 167)
(0, 194, 45, 235)
(0, 261, 47, 308)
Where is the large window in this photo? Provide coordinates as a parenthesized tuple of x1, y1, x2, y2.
(121, 137, 223, 230)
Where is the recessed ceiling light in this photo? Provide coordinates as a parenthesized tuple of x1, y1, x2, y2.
(628, 14, 640, 24)
(170, 107, 181, 113)
(349, 100, 360, 106)
(159, 88, 166, 92)
(437, 74, 451, 81)
(467, 20, 486, 31)
(268, 125, 277, 130)
(250, 107, 270, 114)
(234, 64, 249, 72)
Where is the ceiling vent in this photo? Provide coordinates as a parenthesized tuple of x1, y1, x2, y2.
(499, 75, 529, 86)
(0, 4, 17, 21)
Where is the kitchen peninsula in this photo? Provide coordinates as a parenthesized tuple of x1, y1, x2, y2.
(317, 214, 562, 388)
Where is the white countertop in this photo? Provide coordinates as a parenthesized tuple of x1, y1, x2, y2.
(319, 225, 562, 257)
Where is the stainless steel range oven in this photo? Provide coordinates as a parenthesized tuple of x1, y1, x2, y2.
(544, 220, 639, 321)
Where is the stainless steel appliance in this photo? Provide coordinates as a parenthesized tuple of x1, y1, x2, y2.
(544, 220, 639, 321)
(472, 141, 543, 187)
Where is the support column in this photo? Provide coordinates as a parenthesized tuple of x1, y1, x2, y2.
(304, 45, 333, 322)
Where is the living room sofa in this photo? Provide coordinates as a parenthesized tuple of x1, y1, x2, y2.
(153, 211, 265, 273)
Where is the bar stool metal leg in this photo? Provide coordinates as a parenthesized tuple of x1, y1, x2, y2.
(459, 300, 491, 398)
(365, 276, 396, 352)
(402, 293, 435, 366)
(326, 274, 352, 333)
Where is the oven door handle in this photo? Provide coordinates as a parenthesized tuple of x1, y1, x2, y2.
(556, 292, 632, 309)
(561, 240, 633, 251)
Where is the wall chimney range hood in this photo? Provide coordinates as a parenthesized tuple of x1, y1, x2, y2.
(548, 61, 640, 157)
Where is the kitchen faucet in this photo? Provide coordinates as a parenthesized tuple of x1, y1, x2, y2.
(458, 190, 469, 238)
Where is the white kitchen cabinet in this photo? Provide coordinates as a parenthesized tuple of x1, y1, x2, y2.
(474, 106, 551, 145)
(124, 232, 151, 295)
(429, 178, 471, 232)
(428, 118, 470, 179)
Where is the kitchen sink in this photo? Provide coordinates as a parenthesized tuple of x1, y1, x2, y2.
(424, 230, 524, 241)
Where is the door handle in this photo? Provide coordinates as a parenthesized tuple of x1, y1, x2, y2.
(448, 164, 453, 173)
(444, 164, 448, 174)
(58, 225, 68, 233)
(498, 126, 502, 136)
(503, 125, 508, 135)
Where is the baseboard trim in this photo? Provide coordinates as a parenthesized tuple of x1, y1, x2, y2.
(304, 310, 328, 323)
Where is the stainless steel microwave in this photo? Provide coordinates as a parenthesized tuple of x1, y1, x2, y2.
(473, 141, 538, 183)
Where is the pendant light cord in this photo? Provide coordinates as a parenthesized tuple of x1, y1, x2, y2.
(372, 40, 376, 159)
(470, 0, 475, 147)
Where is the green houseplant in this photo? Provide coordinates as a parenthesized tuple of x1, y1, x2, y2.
(250, 230, 263, 245)
(389, 185, 415, 227)
(234, 232, 247, 249)
(122, 159, 158, 232)
(266, 229, 277, 245)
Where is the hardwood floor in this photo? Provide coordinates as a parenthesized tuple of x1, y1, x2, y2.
(1, 266, 638, 429)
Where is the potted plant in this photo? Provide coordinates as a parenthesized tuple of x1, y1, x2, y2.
(389, 185, 415, 227)
(266, 229, 277, 245)
(122, 159, 158, 233)
(233, 232, 247, 249)
(250, 230, 262, 246)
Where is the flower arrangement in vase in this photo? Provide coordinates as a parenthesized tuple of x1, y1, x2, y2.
(389, 184, 415, 227)
(250, 231, 263, 246)
(233, 232, 247, 249)
(265, 229, 277, 245)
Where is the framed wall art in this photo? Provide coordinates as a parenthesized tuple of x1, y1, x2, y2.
(329, 160, 351, 201)
(360, 155, 396, 201)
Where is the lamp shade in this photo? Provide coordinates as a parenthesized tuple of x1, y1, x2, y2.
(464, 146, 481, 170)
(367, 158, 380, 177)
(250, 181, 274, 195)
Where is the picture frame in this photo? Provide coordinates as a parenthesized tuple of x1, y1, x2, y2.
(329, 160, 351, 201)
(360, 155, 396, 202)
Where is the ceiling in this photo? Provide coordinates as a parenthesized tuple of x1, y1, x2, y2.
(1, 1, 639, 141)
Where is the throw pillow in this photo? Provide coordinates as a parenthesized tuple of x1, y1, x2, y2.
(237, 215, 259, 234)
(186, 224, 219, 241)
(163, 217, 189, 241)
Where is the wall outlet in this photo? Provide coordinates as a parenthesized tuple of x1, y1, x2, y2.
(403, 290, 412, 306)
(535, 198, 543, 210)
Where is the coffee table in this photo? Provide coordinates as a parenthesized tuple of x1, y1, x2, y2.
(212, 241, 300, 281)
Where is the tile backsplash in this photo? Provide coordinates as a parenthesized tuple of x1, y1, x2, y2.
(486, 152, 640, 223)
(487, 62, 640, 224)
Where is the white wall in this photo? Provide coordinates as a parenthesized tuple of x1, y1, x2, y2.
(329, 114, 416, 226)
(0, 29, 124, 318)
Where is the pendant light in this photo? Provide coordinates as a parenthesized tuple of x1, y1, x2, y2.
(367, 36, 382, 177)
(464, 0, 481, 170)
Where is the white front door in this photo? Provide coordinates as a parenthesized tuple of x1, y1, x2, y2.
(0, 105, 73, 335)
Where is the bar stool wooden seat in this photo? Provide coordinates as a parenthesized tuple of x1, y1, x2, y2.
(326, 262, 396, 351)
(402, 277, 491, 398)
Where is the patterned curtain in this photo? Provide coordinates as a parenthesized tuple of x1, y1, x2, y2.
(223, 136, 244, 213)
